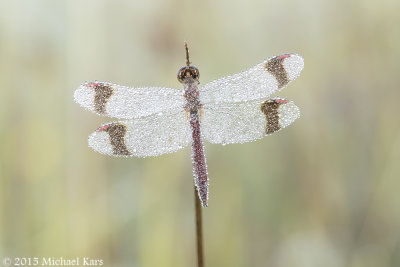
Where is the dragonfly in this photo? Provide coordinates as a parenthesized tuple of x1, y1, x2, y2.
(74, 43, 304, 207)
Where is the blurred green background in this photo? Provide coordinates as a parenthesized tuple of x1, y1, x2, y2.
(1, 0, 400, 266)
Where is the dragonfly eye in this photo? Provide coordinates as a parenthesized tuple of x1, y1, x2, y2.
(177, 66, 200, 83)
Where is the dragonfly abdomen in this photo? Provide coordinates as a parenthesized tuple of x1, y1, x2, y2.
(189, 111, 208, 207)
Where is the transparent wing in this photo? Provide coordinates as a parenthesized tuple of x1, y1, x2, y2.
(74, 81, 184, 119)
(199, 54, 304, 104)
(88, 109, 191, 157)
(201, 98, 300, 145)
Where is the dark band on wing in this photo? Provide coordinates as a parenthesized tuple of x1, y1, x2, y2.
(260, 100, 285, 134)
(94, 83, 113, 114)
(103, 123, 131, 156)
(265, 56, 289, 88)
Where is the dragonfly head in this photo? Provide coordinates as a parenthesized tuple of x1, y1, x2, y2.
(177, 65, 200, 83)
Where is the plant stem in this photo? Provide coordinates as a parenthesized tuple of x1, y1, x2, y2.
(194, 187, 204, 267)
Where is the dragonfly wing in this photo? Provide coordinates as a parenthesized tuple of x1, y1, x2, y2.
(201, 98, 300, 144)
(74, 81, 184, 119)
(199, 54, 303, 104)
(88, 109, 191, 157)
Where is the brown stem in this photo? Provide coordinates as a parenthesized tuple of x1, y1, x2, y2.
(194, 187, 204, 267)
(185, 41, 191, 66)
